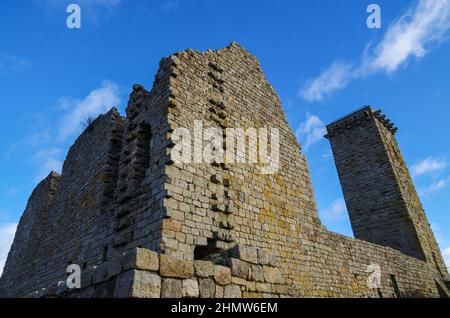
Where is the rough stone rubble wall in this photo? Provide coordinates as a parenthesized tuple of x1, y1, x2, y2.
(0, 172, 59, 296)
(157, 43, 448, 297)
(0, 43, 448, 298)
(37, 245, 288, 298)
(0, 109, 124, 297)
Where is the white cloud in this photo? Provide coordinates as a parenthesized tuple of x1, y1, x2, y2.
(412, 157, 447, 177)
(295, 114, 327, 150)
(320, 199, 348, 222)
(58, 81, 120, 140)
(299, 62, 354, 102)
(432, 222, 447, 246)
(419, 179, 447, 197)
(33, 147, 63, 182)
(443, 247, 450, 269)
(0, 54, 30, 73)
(0, 223, 17, 276)
(300, 0, 450, 102)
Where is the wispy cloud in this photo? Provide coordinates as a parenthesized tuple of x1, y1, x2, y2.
(299, 62, 353, 102)
(443, 247, 450, 269)
(419, 178, 448, 197)
(58, 80, 120, 140)
(295, 114, 326, 151)
(0, 54, 30, 74)
(4, 81, 121, 182)
(0, 223, 17, 276)
(411, 157, 447, 177)
(33, 148, 63, 182)
(319, 198, 348, 223)
(300, 0, 450, 102)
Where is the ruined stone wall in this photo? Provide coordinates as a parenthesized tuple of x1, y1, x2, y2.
(155, 44, 448, 297)
(0, 43, 448, 298)
(0, 172, 59, 296)
(160, 43, 319, 264)
(0, 109, 124, 297)
(36, 245, 289, 298)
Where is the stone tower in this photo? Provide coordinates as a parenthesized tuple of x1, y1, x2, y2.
(326, 106, 449, 281)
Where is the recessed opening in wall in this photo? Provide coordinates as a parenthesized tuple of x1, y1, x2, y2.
(194, 239, 229, 265)
(435, 279, 449, 298)
(135, 122, 152, 183)
(432, 252, 444, 278)
(102, 246, 108, 262)
(377, 288, 383, 298)
(389, 274, 402, 298)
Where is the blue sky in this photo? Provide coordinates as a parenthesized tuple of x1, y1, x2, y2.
(0, 0, 449, 273)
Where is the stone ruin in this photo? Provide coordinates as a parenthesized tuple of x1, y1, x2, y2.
(0, 42, 448, 298)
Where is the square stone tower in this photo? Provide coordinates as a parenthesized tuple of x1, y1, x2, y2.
(326, 106, 449, 280)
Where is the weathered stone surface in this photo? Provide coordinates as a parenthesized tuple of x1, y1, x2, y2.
(161, 278, 182, 298)
(273, 284, 289, 295)
(263, 266, 284, 284)
(243, 292, 264, 298)
(255, 283, 271, 293)
(182, 279, 199, 298)
(224, 284, 242, 298)
(249, 264, 264, 282)
(214, 265, 231, 286)
(123, 248, 159, 272)
(229, 258, 249, 279)
(115, 270, 161, 298)
(231, 245, 258, 264)
(194, 260, 214, 278)
(257, 249, 269, 265)
(159, 255, 194, 278)
(267, 254, 280, 268)
(215, 285, 224, 298)
(198, 278, 215, 298)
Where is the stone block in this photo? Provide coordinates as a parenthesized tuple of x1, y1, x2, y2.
(230, 245, 258, 264)
(268, 254, 280, 267)
(263, 266, 284, 284)
(243, 292, 264, 298)
(257, 248, 269, 265)
(224, 284, 242, 298)
(255, 283, 271, 293)
(161, 278, 182, 298)
(159, 254, 194, 278)
(115, 270, 161, 298)
(92, 263, 108, 285)
(214, 265, 231, 285)
(199, 278, 215, 298)
(229, 258, 249, 279)
(215, 285, 224, 298)
(123, 248, 159, 272)
(194, 260, 214, 277)
(182, 279, 199, 298)
(106, 256, 123, 280)
(249, 264, 264, 282)
(273, 284, 289, 295)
